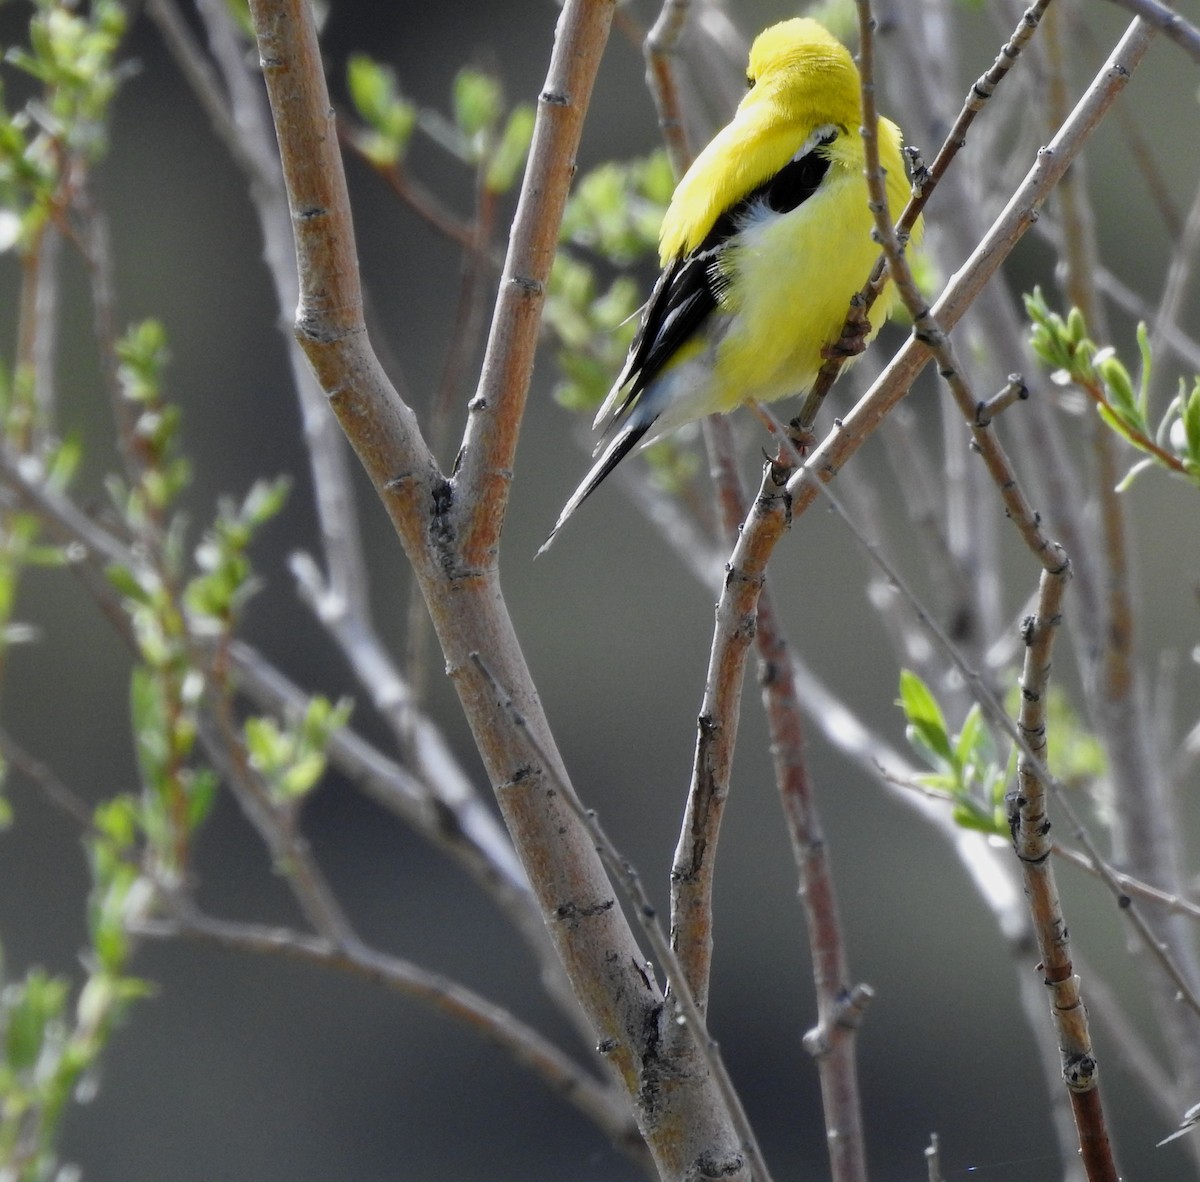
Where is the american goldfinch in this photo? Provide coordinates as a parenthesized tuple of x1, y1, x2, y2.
(543, 17, 917, 549)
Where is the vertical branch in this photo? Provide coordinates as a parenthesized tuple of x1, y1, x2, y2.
(452, 0, 615, 568)
(706, 415, 870, 1182)
(669, 460, 791, 1012)
(854, 5, 1123, 1175)
(1011, 566, 1119, 1182)
(644, 0, 695, 176)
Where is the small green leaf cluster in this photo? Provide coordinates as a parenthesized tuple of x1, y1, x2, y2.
(112, 319, 188, 522)
(346, 55, 417, 169)
(104, 321, 289, 878)
(1025, 288, 1200, 490)
(0, 922, 149, 1181)
(185, 477, 290, 633)
(109, 475, 290, 875)
(545, 153, 672, 415)
(898, 670, 1012, 836)
(245, 696, 352, 806)
(0, 358, 80, 839)
(448, 67, 535, 195)
(0, 0, 127, 250)
(346, 59, 534, 197)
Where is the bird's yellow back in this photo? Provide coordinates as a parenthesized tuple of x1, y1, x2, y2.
(660, 18, 865, 262)
(542, 17, 920, 548)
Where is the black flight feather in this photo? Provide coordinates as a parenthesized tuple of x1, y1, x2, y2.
(541, 128, 839, 551)
(616, 127, 838, 414)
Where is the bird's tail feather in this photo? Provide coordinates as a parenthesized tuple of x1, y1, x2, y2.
(537, 419, 653, 555)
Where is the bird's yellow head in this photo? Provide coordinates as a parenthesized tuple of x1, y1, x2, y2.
(743, 18, 862, 130)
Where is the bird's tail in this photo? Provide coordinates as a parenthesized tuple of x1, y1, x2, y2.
(537, 419, 653, 555)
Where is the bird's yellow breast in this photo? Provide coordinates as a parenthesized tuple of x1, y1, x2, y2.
(708, 119, 912, 408)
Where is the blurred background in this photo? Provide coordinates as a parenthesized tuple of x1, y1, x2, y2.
(1, 1, 1199, 1180)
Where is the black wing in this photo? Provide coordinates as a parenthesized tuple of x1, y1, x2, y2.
(609, 127, 840, 425)
(541, 128, 841, 551)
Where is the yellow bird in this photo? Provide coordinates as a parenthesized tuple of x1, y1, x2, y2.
(542, 17, 918, 550)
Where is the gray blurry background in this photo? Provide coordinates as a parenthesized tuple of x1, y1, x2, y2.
(2, 1, 1199, 1180)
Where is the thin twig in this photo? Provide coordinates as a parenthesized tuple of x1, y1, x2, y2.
(1053, 843, 1200, 922)
(1010, 563, 1118, 1181)
(1149, 161, 1200, 399)
(644, 0, 694, 177)
(0, 727, 95, 829)
(925, 1133, 943, 1182)
(1104, 0, 1200, 61)
(206, 647, 361, 949)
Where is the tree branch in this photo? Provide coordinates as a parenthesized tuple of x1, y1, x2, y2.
(452, 0, 615, 567)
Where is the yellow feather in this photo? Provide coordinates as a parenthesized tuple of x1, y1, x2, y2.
(542, 17, 921, 550)
(660, 18, 863, 261)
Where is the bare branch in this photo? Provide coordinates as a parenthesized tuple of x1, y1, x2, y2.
(670, 457, 792, 1012)
(136, 906, 648, 1167)
(1011, 565, 1119, 1181)
(644, 0, 695, 176)
(705, 415, 869, 1182)
(452, 1, 615, 566)
(470, 654, 775, 1182)
(1104, 0, 1200, 61)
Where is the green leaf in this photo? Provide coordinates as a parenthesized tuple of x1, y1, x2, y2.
(1184, 379, 1200, 461)
(452, 68, 501, 144)
(1135, 321, 1152, 421)
(241, 475, 291, 528)
(953, 703, 989, 776)
(186, 767, 219, 831)
(485, 103, 534, 194)
(346, 55, 415, 165)
(347, 54, 392, 121)
(244, 715, 285, 769)
(899, 670, 953, 766)
(5, 969, 70, 1071)
(1097, 353, 1139, 423)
